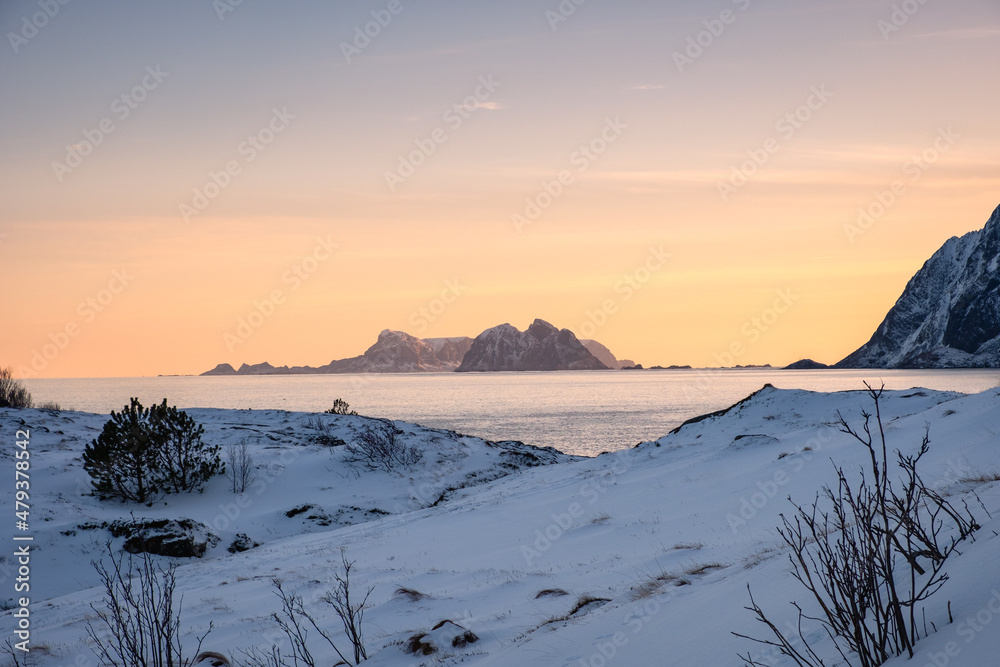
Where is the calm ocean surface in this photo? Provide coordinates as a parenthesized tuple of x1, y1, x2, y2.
(22, 370, 999, 456)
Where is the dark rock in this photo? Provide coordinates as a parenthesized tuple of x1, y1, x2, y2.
(227, 533, 259, 553)
(285, 504, 313, 518)
(107, 518, 218, 558)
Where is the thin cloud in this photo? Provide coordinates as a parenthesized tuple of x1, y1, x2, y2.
(907, 27, 1000, 40)
(458, 100, 506, 112)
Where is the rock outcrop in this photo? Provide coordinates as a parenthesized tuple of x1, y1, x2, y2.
(456, 319, 608, 372)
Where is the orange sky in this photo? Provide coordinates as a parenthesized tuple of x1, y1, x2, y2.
(2, 2, 999, 377)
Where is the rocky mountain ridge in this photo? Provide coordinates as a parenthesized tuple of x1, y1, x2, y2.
(203, 331, 473, 375)
(838, 205, 1000, 368)
(456, 319, 608, 372)
(202, 320, 621, 375)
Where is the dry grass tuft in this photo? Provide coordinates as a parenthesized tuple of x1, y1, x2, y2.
(393, 586, 428, 602)
(960, 470, 1000, 485)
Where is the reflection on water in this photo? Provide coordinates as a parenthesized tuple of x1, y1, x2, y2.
(23, 369, 999, 456)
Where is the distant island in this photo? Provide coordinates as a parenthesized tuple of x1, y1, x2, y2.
(783, 359, 830, 370)
(202, 319, 638, 376)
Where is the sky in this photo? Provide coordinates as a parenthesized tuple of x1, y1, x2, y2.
(1, 0, 999, 378)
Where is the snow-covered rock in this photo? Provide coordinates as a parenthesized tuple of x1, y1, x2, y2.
(108, 517, 219, 558)
(457, 319, 608, 371)
(839, 204, 1000, 368)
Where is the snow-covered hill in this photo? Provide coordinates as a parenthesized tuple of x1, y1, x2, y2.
(839, 204, 1000, 368)
(0, 407, 574, 605)
(4, 386, 1000, 666)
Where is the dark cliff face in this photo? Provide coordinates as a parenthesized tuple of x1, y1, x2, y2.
(838, 205, 1000, 368)
(426, 337, 474, 366)
(580, 339, 624, 370)
(456, 319, 609, 372)
(201, 363, 238, 376)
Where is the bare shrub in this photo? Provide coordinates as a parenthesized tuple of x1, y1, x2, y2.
(248, 550, 372, 666)
(344, 419, 422, 472)
(303, 415, 345, 447)
(0, 367, 32, 408)
(319, 552, 371, 664)
(87, 541, 211, 667)
(225, 439, 256, 494)
(734, 384, 984, 667)
(234, 645, 284, 667)
(3, 637, 38, 666)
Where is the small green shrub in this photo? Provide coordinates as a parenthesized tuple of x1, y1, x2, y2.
(83, 398, 222, 503)
(324, 398, 358, 415)
(151, 401, 222, 494)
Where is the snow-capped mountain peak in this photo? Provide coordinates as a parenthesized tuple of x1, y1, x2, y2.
(838, 205, 1000, 368)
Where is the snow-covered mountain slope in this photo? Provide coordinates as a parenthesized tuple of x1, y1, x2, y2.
(839, 205, 1000, 368)
(5, 386, 1000, 666)
(457, 319, 608, 372)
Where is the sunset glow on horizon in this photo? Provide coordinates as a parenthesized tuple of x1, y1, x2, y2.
(2, 1, 999, 378)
